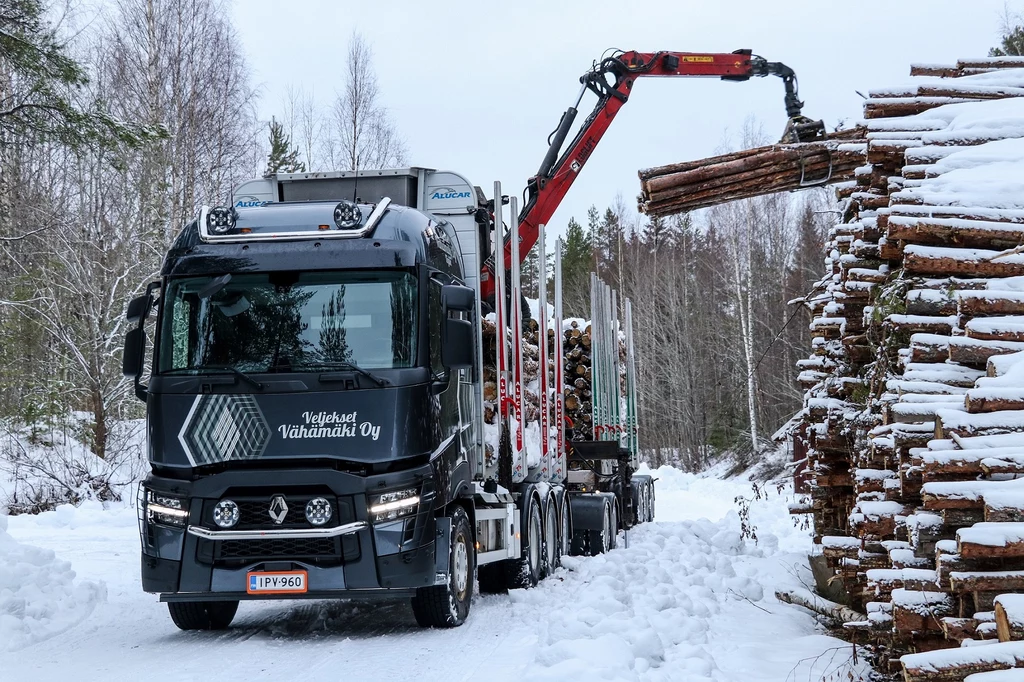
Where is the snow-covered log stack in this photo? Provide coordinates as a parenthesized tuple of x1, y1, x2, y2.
(784, 56, 1024, 678)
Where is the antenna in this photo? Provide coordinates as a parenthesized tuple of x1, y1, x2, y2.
(352, 154, 359, 203)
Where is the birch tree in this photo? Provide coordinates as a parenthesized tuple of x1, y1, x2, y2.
(333, 31, 407, 171)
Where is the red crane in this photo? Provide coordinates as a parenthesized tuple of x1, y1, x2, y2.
(479, 49, 824, 299)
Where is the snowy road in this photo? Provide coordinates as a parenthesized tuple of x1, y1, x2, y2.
(1, 468, 867, 681)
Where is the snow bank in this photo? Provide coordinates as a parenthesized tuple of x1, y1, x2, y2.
(0, 512, 105, 651)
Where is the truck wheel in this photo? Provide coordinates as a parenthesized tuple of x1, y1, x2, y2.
(542, 496, 558, 577)
(644, 481, 654, 522)
(607, 499, 619, 550)
(506, 497, 542, 588)
(167, 600, 238, 631)
(586, 497, 613, 555)
(569, 526, 588, 556)
(558, 494, 571, 566)
(412, 507, 474, 628)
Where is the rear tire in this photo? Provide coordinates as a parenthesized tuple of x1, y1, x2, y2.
(608, 500, 619, 550)
(506, 497, 542, 588)
(587, 497, 613, 555)
(167, 600, 238, 631)
(644, 482, 654, 522)
(412, 507, 474, 628)
(558, 494, 571, 566)
(542, 496, 558, 577)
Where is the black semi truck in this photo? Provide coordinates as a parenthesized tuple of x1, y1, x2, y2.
(123, 168, 652, 629)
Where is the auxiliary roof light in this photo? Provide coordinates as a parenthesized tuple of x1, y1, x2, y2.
(207, 206, 236, 234)
(333, 200, 361, 229)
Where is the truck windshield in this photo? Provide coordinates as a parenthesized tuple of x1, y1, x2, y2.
(158, 270, 417, 373)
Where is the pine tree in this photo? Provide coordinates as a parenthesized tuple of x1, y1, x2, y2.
(560, 217, 594, 317)
(265, 116, 306, 175)
(586, 204, 601, 269)
(0, 0, 163, 149)
(521, 245, 539, 298)
(990, 21, 1024, 56)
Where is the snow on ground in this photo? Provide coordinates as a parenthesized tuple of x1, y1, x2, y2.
(0, 467, 867, 681)
(0, 510, 106, 652)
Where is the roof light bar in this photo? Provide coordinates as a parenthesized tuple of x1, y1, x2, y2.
(196, 197, 393, 243)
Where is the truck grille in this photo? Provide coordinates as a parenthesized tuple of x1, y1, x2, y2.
(195, 490, 361, 567)
(217, 537, 337, 560)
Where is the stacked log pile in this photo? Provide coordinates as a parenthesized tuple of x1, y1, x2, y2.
(638, 128, 867, 216)
(480, 316, 621, 445)
(782, 56, 1024, 680)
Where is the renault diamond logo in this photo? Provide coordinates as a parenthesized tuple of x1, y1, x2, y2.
(268, 495, 288, 524)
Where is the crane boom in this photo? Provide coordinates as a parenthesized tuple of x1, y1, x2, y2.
(480, 49, 823, 299)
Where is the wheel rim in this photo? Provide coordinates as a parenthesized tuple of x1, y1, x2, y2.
(603, 505, 612, 552)
(560, 500, 570, 558)
(545, 503, 558, 572)
(529, 506, 542, 574)
(610, 504, 618, 548)
(453, 534, 469, 598)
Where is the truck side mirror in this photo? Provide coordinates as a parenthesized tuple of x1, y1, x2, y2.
(123, 327, 146, 379)
(440, 284, 475, 370)
(442, 317, 473, 370)
(126, 293, 151, 324)
(441, 284, 474, 312)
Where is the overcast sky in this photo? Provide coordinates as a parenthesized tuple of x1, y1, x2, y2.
(230, 0, 1016, 239)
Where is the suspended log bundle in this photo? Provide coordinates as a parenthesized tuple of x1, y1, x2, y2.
(637, 128, 867, 216)
(769, 55, 1024, 680)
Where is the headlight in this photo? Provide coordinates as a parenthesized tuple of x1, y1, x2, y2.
(213, 499, 240, 528)
(369, 488, 420, 524)
(146, 490, 188, 527)
(305, 497, 333, 526)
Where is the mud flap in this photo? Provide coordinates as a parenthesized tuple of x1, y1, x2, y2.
(568, 493, 609, 531)
(433, 516, 452, 586)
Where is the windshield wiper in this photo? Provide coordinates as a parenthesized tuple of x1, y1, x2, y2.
(164, 365, 264, 391)
(307, 361, 389, 387)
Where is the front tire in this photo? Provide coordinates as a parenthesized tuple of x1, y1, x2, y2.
(167, 600, 238, 631)
(412, 506, 474, 628)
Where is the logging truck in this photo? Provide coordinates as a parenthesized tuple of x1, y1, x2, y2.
(121, 48, 819, 629)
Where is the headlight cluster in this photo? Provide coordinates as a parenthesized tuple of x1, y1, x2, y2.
(369, 488, 420, 524)
(146, 490, 188, 527)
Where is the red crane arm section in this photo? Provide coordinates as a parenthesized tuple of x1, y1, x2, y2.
(479, 51, 761, 299)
